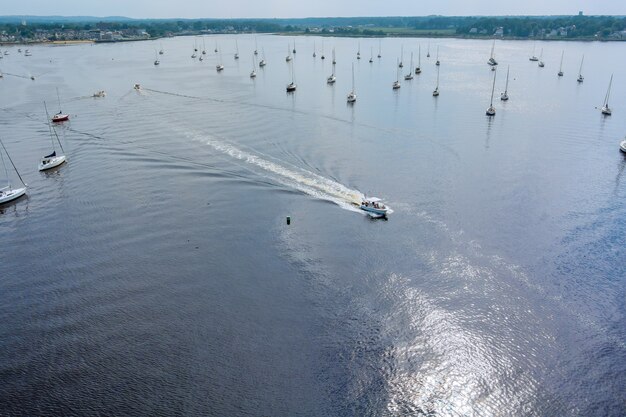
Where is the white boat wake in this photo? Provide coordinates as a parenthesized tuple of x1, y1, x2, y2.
(185, 130, 364, 213)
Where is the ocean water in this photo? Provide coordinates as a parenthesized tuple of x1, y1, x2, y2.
(1, 35, 625, 416)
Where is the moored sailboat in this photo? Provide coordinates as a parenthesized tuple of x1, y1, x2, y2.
(577, 55, 584, 83)
(601, 74, 613, 116)
(486, 67, 497, 116)
(0, 137, 27, 205)
(40, 102, 67, 171)
(500, 65, 510, 101)
(51, 88, 69, 123)
(347, 63, 357, 103)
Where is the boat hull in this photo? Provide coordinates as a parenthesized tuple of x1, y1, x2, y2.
(0, 187, 26, 205)
(38, 155, 66, 171)
(52, 114, 69, 123)
(620, 140, 626, 153)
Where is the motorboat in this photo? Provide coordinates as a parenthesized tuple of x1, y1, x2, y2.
(38, 151, 66, 171)
(360, 197, 392, 217)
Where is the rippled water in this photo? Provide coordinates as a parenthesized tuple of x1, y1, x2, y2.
(1, 35, 625, 416)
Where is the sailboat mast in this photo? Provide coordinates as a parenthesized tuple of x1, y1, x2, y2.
(490, 68, 497, 107)
(505, 66, 510, 93)
(44, 102, 64, 153)
(351, 63, 355, 92)
(605, 74, 613, 106)
(579, 55, 584, 76)
(56, 87, 62, 112)
(0, 140, 8, 187)
(559, 51, 564, 72)
(0, 137, 26, 187)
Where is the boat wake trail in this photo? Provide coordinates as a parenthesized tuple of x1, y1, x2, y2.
(184, 130, 364, 213)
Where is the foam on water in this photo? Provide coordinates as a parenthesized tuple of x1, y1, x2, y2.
(183, 129, 365, 213)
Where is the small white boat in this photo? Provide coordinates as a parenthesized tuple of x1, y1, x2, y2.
(24, 50, 32, 57)
(250, 54, 257, 78)
(392, 59, 401, 89)
(216, 64, 224, 72)
(577, 55, 584, 83)
(404, 53, 414, 80)
(38, 151, 66, 171)
(0, 137, 27, 205)
(360, 197, 392, 217)
(286, 44, 292, 62)
(433, 63, 440, 96)
(486, 67, 497, 116)
(327, 51, 336, 84)
(488, 40, 498, 66)
(286, 82, 296, 92)
(500, 65, 510, 101)
(620, 138, 626, 153)
(41, 102, 67, 171)
(347, 63, 356, 103)
(557, 50, 564, 77)
(529, 42, 538, 61)
(415, 44, 422, 74)
(93, 90, 106, 98)
(259, 48, 267, 67)
(601, 74, 613, 116)
(0, 186, 26, 205)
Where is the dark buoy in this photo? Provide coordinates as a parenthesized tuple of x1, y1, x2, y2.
(286, 216, 291, 225)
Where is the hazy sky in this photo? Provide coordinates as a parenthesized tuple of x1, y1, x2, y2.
(4, 0, 626, 19)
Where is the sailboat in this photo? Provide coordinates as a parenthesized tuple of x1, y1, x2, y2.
(292, 40, 296, 54)
(538, 48, 544, 67)
(321, 42, 325, 60)
(347, 63, 357, 103)
(153, 50, 160, 66)
(0, 137, 27, 205)
(557, 50, 564, 77)
(399, 45, 404, 68)
(432, 64, 440, 96)
(159, 43, 164, 55)
(601, 74, 613, 116)
(191, 44, 197, 59)
(286, 60, 297, 92)
(214, 41, 218, 53)
(327, 50, 336, 84)
(286, 44, 292, 62)
(254, 37, 258, 55)
(488, 40, 498, 66)
(250, 54, 257, 78)
(332, 47, 336, 65)
(216, 49, 224, 71)
(202, 38, 206, 55)
(486, 67, 497, 116)
(577, 55, 584, 83)
(357, 42, 361, 60)
(259, 48, 267, 67)
(404, 53, 414, 80)
(435, 46, 440, 66)
(415, 44, 422, 74)
(392, 59, 401, 89)
(377, 40, 381, 58)
(51, 88, 69, 123)
(234, 40, 239, 60)
(313, 41, 316, 58)
(369, 47, 373, 63)
(40, 103, 67, 171)
(426, 43, 430, 58)
(529, 42, 538, 61)
(500, 65, 510, 101)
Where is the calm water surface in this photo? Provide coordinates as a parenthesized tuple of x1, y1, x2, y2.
(1, 35, 625, 416)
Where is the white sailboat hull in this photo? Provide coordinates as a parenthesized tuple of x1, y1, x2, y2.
(620, 140, 626, 153)
(0, 187, 26, 205)
(38, 155, 66, 171)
